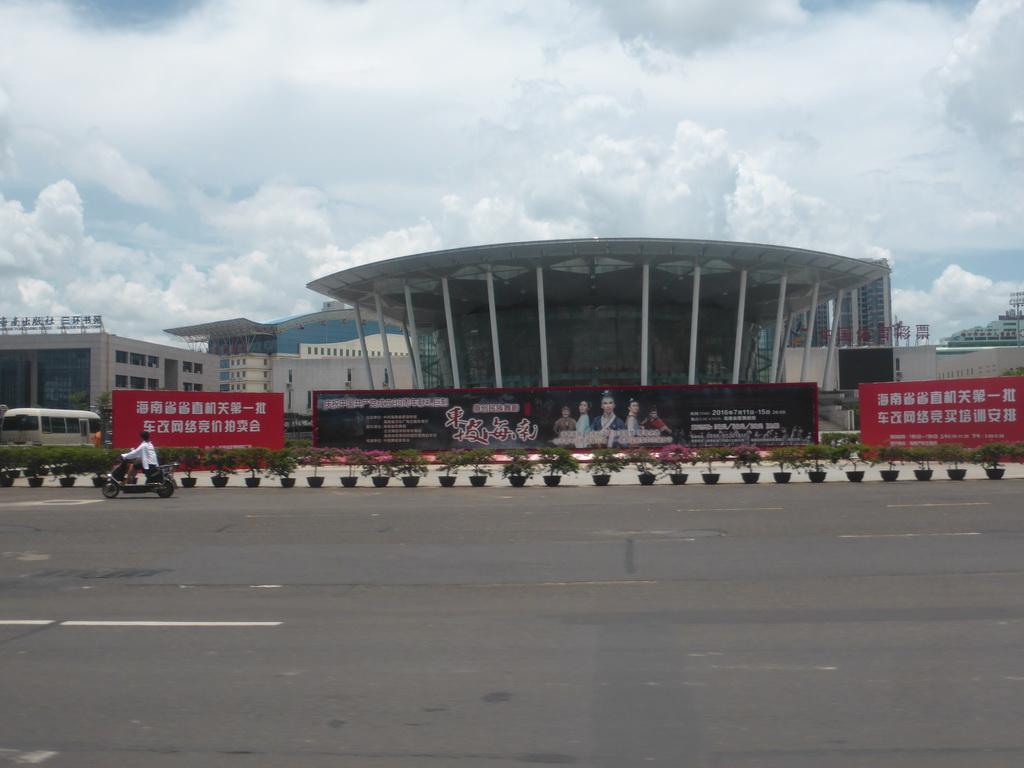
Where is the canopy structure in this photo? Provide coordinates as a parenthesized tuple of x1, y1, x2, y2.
(305, 238, 891, 390)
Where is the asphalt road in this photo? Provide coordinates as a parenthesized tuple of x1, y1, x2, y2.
(2, 479, 1024, 767)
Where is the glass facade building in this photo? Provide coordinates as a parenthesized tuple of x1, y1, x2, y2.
(307, 238, 891, 390)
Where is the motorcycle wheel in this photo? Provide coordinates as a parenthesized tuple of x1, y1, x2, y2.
(101, 480, 120, 499)
(156, 479, 175, 498)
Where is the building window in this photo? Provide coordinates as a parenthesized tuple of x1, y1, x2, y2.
(115, 375, 128, 387)
(130, 376, 145, 388)
(147, 355, 159, 367)
(194, 363, 203, 374)
(147, 379, 158, 389)
(183, 361, 193, 372)
(115, 350, 128, 364)
(130, 352, 145, 366)
(194, 384, 202, 392)
(184, 382, 193, 391)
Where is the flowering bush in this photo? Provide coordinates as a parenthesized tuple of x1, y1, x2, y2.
(623, 447, 657, 475)
(730, 445, 763, 472)
(336, 448, 368, 477)
(360, 450, 396, 478)
(656, 445, 696, 474)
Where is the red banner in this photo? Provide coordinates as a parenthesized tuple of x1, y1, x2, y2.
(112, 390, 284, 450)
(859, 377, 1024, 447)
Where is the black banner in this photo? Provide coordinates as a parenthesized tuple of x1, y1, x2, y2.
(313, 384, 817, 450)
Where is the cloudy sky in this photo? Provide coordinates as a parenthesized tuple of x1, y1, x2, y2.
(0, 0, 1021, 345)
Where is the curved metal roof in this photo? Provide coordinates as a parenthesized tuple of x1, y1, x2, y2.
(164, 307, 358, 344)
(306, 238, 890, 330)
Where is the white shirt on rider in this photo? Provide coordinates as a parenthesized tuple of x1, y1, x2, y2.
(122, 440, 158, 469)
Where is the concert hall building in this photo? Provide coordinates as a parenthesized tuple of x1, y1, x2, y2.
(306, 238, 891, 391)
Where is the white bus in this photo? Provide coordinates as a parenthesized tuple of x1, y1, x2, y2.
(0, 408, 101, 447)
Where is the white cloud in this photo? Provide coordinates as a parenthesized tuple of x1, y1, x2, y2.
(933, 0, 1024, 163)
(65, 133, 175, 210)
(0, 86, 14, 179)
(893, 264, 1021, 339)
(590, 0, 806, 55)
(0, 0, 1020, 346)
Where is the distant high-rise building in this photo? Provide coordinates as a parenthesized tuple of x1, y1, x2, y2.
(787, 258, 892, 348)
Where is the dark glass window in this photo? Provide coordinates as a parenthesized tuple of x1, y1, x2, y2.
(37, 349, 91, 409)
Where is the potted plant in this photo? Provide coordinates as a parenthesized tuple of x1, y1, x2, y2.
(934, 443, 968, 480)
(536, 447, 580, 487)
(174, 446, 205, 488)
(832, 443, 872, 482)
(766, 446, 804, 484)
(361, 450, 396, 487)
(205, 447, 238, 487)
(335, 448, 367, 487)
(298, 446, 336, 487)
(266, 448, 298, 487)
(875, 444, 908, 481)
(622, 446, 658, 485)
(83, 447, 121, 487)
(21, 446, 52, 487)
(237, 446, 271, 487)
(500, 448, 536, 487)
(730, 445, 763, 484)
(434, 449, 468, 487)
(391, 449, 429, 487)
(800, 444, 834, 483)
(49, 447, 89, 487)
(585, 448, 627, 486)
(969, 442, 1013, 480)
(695, 446, 730, 484)
(463, 448, 494, 487)
(908, 445, 938, 481)
(655, 444, 695, 485)
(0, 446, 16, 487)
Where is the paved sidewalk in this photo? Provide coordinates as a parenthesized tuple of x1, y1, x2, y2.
(171, 462, 1024, 488)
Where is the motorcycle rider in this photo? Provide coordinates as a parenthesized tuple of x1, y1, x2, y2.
(113, 431, 159, 483)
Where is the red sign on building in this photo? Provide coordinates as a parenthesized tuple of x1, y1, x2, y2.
(112, 391, 284, 450)
(860, 377, 1024, 448)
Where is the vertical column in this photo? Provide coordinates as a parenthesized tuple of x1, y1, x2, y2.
(536, 266, 549, 387)
(688, 265, 701, 385)
(731, 269, 748, 385)
(404, 285, 424, 389)
(640, 262, 650, 386)
(821, 291, 843, 391)
(850, 287, 860, 346)
(374, 294, 396, 390)
(771, 274, 788, 385)
(778, 313, 797, 382)
(800, 281, 820, 383)
(400, 322, 418, 389)
(352, 302, 374, 389)
(486, 270, 503, 388)
(442, 277, 461, 389)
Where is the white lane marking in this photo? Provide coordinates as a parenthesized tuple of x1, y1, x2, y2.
(2, 620, 281, 627)
(839, 532, 982, 538)
(0, 500, 102, 507)
(14, 751, 59, 764)
(59, 621, 282, 627)
(0, 750, 59, 764)
(887, 502, 990, 508)
(0, 620, 55, 625)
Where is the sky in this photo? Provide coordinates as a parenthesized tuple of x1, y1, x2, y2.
(0, 0, 1021, 346)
